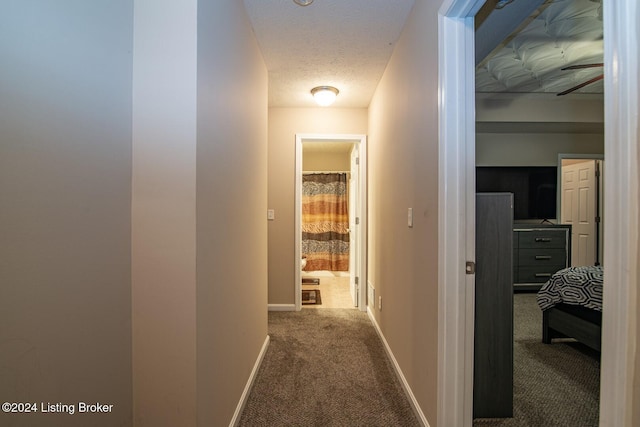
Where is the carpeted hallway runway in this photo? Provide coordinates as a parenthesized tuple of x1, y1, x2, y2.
(238, 309, 420, 427)
(239, 294, 600, 426)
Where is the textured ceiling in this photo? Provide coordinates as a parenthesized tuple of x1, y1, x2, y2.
(476, 0, 604, 95)
(243, 0, 603, 109)
(243, 0, 415, 108)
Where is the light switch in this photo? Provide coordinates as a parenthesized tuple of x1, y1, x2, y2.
(408, 208, 413, 228)
(267, 209, 275, 220)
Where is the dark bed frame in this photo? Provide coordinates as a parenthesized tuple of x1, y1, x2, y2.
(542, 303, 602, 352)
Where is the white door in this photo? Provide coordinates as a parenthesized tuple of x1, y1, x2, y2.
(561, 160, 597, 266)
(349, 145, 359, 307)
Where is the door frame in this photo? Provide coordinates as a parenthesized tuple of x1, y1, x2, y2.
(438, 1, 638, 426)
(294, 133, 368, 312)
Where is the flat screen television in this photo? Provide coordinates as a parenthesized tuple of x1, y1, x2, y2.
(476, 166, 557, 221)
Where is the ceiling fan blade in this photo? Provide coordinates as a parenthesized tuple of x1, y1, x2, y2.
(475, 0, 500, 30)
(557, 74, 604, 96)
(561, 63, 604, 71)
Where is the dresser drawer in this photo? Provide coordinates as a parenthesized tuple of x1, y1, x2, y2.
(513, 225, 571, 286)
(517, 265, 566, 283)
(517, 230, 567, 249)
(518, 248, 567, 266)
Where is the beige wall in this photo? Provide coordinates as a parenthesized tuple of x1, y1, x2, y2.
(268, 108, 367, 304)
(367, 0, 439, 423)
(634, 51, 640, 426)
(476, 93, 604, 123)
(132, 0, 198, 425)
(133, 1, 268, 426)
(196, 1, 268, 425)
(0, 1, 133, 426)
(303, 150, 351, 171)
(476, 93, 604, 165)
(635, 217, 640, 426)
(476, 133, 604, 166)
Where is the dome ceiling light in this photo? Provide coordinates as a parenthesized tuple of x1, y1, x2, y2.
(311, 86, 339, 106)
(293, 0, 314, 6)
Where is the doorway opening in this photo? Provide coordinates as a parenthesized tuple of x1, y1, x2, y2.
(439, 0, 635, 426)
(473, 3, 605, 425)
(295, 134, 367, 312)
(558, 154, 605, 267)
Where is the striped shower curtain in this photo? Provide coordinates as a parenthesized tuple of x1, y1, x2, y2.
(302, 173, 350, 271)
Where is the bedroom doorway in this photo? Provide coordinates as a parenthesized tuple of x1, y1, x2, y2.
(473, 1, 605, 424)
(438, 0, 637, 426)
(294, 133, 368, 312)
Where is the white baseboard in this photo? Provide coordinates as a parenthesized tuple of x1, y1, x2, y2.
(268, 304, 296, 311)
(230, 335, 270, 427)
(367, 307, 430, 427)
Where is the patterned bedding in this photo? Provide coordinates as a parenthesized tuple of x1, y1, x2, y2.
(537, 265, 604, 312)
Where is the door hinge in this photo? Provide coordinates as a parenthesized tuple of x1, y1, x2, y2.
(466, 261, 476, 275)
(356, 157, 360, 165)
(355, 276, 359, 285)
(355, 217, 360, 225)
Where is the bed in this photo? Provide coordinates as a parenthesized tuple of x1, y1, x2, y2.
(536, 265, 603, 352)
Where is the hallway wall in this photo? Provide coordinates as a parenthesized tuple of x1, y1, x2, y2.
(133, 1, 268, 426)
(633, 44, 640, 426)
(0, 1, 133, 426)
(196, 1, 268, 426)
(267, 108, 367, 305)
(132, 0, 198, 424)
(367, 0, 439, 423)
(1, 2, 267, 426)
(635, 207, 640, 426)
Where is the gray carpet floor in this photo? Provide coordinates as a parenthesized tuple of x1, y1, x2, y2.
(238, 308, 420, 427)
(474, 293, 600, 427)
(239, 295, 599, 426)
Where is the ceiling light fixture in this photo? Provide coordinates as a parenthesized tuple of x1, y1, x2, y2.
(293, 0, 313, 6)
(311, 86, 339, 106)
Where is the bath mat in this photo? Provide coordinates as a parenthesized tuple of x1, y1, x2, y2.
(302, 289, 322, 305)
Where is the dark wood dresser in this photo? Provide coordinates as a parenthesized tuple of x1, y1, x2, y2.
(513, 224, 571, 291)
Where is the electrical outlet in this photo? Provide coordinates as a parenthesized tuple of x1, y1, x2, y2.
(378, 296, 382, 310)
